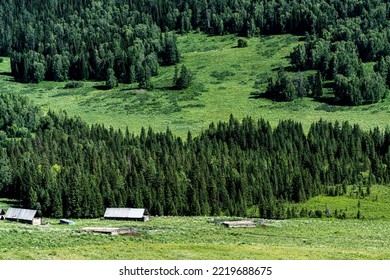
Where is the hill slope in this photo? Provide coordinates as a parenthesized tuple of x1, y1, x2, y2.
(1, 34, 389, 137)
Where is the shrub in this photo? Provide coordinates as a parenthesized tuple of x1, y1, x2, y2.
(314, 210, 323, 218)
(64, 81, 84, 89)
(237, 38, 248, 48)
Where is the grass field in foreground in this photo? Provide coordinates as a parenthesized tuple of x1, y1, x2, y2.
(1, 185, 390, 260)
(0, 215, 389, 260)
(1, 32, 390, 137)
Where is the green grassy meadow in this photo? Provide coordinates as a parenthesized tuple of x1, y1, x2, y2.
(1, 33, 390, 137)
(1, 185, 390, 260)
(286, 185, 390, 220)
(2, 33, 390, 260)
(1, 213, 390, 260)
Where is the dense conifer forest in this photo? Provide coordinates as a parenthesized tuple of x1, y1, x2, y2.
(1, 93, 389, 218)
(1, 1, 390, 219)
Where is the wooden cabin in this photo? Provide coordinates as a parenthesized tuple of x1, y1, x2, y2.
(4, 207, 41, 225)
(104, 208, 149, 222)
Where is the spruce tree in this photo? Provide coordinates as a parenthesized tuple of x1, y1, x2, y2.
(310, 71, 323, 98)
(105, 68, 118, 89)
(175, 65, 192, 89)
(0, 151, 12, 193)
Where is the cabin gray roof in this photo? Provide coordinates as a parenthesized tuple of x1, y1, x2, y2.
(4, 208, 37, 221)
(104, 208, 146, 219)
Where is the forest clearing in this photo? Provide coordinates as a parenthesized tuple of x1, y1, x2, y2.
(2, 32, 390, 138)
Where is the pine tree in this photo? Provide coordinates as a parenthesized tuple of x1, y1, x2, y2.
(175, 65, 192, 89)
(105, 68, 118, 89)
(310, 71, 323, 98)
(0, 150, 12, 194)
(161, 31, 180, 66)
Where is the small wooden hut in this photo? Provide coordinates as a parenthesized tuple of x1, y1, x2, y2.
(60, 218, 75, 225)
(104, 208, 149, 222)
(4, 207, 41, 225)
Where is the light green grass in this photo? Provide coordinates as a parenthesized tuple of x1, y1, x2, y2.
(286, 185, 390, 220)
(2, 33, 389, 137)
(1, 215, 390, 259)
(0, 198, 20, 210)
(2, 187, 390, 260)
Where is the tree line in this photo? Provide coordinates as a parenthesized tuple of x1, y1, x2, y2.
(1, 0, 180, 87)
(287, 35, 389, 105)
(1, 93, 389, 218)
(285, 1, 390, 105)
(3, 0, 386, 56)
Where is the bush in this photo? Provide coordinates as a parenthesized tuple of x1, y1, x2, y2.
(64, 81, 84, 89)
(237, 38, 248, 48)
(314, 210, 323, 218)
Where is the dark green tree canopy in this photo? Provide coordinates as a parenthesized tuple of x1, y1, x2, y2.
(1, 94, 390, 219)
(175, 65, 193, 89)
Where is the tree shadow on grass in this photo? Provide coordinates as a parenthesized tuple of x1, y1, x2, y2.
(118, 85, 179, 92)
(0, 71, 18, 83)
(249, 91, 266, 99)
(93, 85, 112, 91)
(312, 95, 352, 112)
(0, 199, 22, 208)
(314, 96, 340, 106)
(270, 65, 294, 72)
(0, 71, 13, 77)
(150, 85, 183, 92)
(52, 91, 79, 97)
(249, 90, 345, 111)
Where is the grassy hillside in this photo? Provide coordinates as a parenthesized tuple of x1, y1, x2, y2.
(1, 32, 390, 137)
(1, 33, 390, 260)
(1, 187, 390, 260)
(1, 215, 390, 260)
(286, 185, 390, 220)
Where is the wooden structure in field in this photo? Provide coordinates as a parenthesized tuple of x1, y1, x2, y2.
(60, 218, 75, 225)
(222, 221, 256, 228)
(4, 207, 41, 225)
(104, 208, 149, 222)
